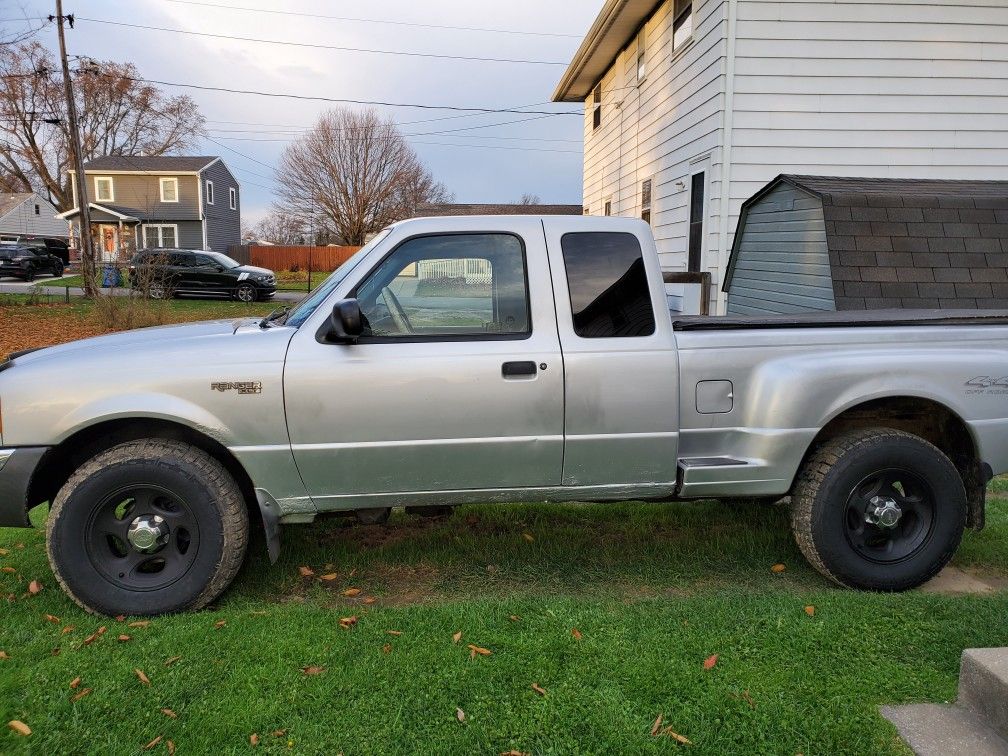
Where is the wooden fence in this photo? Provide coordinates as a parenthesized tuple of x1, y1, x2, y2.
(228, 244, 361, 272)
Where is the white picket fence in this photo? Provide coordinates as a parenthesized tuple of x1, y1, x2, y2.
(417, 258, 492, 285)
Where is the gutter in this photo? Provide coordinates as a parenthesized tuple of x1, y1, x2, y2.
(552, 0, 629, 102)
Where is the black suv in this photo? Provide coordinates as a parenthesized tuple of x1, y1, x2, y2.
(129, 249, 276, 302)
(0, 243, 66, 281)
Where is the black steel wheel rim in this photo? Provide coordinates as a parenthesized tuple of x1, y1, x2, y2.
(844, 467, 935, 563)
(84, 484, 200, 591)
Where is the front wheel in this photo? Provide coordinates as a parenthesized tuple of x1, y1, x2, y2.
(23, 268, 35, 282)
(235, 283, 256, 302)
(52, 261, 64, 277)
(148, 281, 169, 300)
(791, 428, 966, 591)
(46, 439, 249, 616)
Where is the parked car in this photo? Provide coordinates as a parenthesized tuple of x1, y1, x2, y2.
(1, 215, 1006, 616)
(129, 248, 276, 302)
(0, 243, 65, 281)
(0, 236, 71, 265)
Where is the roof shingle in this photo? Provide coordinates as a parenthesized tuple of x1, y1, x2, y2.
(82, 155, 218, 172)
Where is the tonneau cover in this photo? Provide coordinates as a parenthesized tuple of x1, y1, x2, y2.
(673, 309, 1008, 332)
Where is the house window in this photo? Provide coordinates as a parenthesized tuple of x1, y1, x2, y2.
(33, 204, 39, 215)
(641, 178, 652, 225)
(592, 85, 602, 130)
(636, 31, 646, 83)
(205, 180, 214, 205)
(688, 171, 705, 272)
(159, 177, 179, 203)
(229, 187, 237, 210)
(673, 0, 693, 52)
(142, 224, 178, 249)
(604, 200, 612, 217)
(94, 176, 114, 202)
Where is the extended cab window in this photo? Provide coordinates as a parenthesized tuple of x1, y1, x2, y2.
(356, 233, 529, 339)
(561, 232, 655, 338)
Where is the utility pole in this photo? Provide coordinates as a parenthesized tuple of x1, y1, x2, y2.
(53, 0, 98, 297)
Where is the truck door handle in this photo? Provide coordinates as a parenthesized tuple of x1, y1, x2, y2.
(502, 361, 537, 378)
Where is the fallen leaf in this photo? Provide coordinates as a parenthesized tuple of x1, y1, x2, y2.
(742, 690, 755, 709)
(271, 729, 287, 738)
(363, 596, 377, 605)
(650, 714, 664, 736)
(214, 620, 226, 629)
(161, 708, 177, 719)
(43, 614, 60, 624)
(14, 543, 23, 550)
(298, 565, 314, 577)
(0, 651, 7, 660)
(51, 647, 60, 656)
(455, 707, 465, 723)
(0, 548, 7, 555)
(452, 630, 462, 644)
(382, 643, 392, 654)
(301, 665, 325, 676)
(164, 656, 182, 666)
(118, 634, 131, 642)
(508, 615, 520, 622)
(250, 733, 260, 746)
(69, 676, 80, 689)
(128, 620, 150, 628)
(166, 740, 176, 755)
(467, 644, 492, 658)
(339, 616, 358, 629)
(342, 587, 361, 597)
(1, 566, 15, 574)
(500, 751, 530, 756)
(522, 532, 534, 542)
(771, 563, 786, 573)
(319, 573, 338, 582)
(83, 632, 100, 646)
(71, 687, 92, 702)
(143, 735, 162, 750)
(114, 615, 126, 622)
(703, 654, 719, 670)
(530, 683, 546, 696)
(61, 626, 74, 634)
(135, 668, 151, 685)
(662, 727, 691, 745)
(28, 580, 42, 595)
(349, 568, 357, 577)
(7, 720, 30, 736)
(386, 630, 402, 636)
(571, 628, 583, 641)
(804, 605, 816, 617)
(97, 626, 108, 636)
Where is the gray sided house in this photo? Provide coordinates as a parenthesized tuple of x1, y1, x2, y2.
(59, 156, 240, 261)
(0, 192, 67, 241)
(724, 176, 1008, 315)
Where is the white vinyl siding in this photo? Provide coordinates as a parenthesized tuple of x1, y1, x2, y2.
(159, 177, 178, 203)
(94, 176, 114, 202)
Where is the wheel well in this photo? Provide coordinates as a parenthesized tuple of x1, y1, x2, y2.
(800, 397, 987, 529)
(27, 418, 259, 528)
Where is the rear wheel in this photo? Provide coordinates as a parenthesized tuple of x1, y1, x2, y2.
(235, 283, 256, 302)
(148, 281, 169, 300)
(46, 439, 249, 616)
(23, 268, 35, 282)
(52, 261, 64, 277)
(791, 429, 966, 591)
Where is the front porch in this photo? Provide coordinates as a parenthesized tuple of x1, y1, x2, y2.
(57, 203, 141, 263)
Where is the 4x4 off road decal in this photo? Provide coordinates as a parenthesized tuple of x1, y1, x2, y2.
(211, 381, 262, 395)
(965, 376, 1008, 395)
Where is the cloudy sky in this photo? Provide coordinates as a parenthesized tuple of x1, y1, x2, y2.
(6, 0, 598, 223)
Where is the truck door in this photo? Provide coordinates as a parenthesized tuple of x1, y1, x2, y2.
(282, 219, 564, 508)
(543, 219, 680, 488)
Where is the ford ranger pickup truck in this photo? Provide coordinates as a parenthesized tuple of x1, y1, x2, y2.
(0, 215, 1005, 616)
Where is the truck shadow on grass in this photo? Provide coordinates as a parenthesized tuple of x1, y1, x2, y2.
(233, 493, 1008, 608)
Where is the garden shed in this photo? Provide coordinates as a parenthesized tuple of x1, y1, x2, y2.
(723, 176, 1008, 315)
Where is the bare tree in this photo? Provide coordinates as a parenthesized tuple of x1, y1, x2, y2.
(517, 193, 542, 205)
(0, 42, 205, 210)
(276, 107, 451, 245)
(245, 209, 308, 245)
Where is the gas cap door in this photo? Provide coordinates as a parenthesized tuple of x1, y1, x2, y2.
(696, 380, 733, 414)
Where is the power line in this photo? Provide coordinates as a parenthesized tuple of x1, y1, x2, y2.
(158, 0, 581, 39)
(75, 17, 570, 66)
(409, 140, 580, 154)
(78, 70, 582, 117)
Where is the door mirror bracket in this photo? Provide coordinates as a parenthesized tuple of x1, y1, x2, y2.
(317, 298, 364, 344)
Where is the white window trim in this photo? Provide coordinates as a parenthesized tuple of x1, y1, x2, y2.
(94, 176, 114, 203)
(205, 179, 214, 205)
(159, 177, 179, 203)
(636, 31, 646, 85)
(141, 223, 179, 249)
(229, 186, 236, 210)
(671, 0, 694, 58)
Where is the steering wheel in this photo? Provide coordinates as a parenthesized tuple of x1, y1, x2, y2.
(381, 285, 414, 335)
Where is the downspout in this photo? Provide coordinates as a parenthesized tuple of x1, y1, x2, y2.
(716, 0, 739, 316)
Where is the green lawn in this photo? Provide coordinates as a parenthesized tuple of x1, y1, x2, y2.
(2, 485, 1007, 754)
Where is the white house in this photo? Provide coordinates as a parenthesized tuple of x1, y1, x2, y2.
(554, 0, 1008, 313)
(0, 192, 66, 242)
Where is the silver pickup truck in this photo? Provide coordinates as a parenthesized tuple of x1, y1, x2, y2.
(1, 215, 1006, 616)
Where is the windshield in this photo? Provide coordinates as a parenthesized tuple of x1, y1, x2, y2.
(204, 251, 242, 269)
(285, 228, 392, 328)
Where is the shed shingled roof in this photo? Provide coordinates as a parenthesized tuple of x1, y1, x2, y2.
(725, 175, 1008, 311)
(414, 203, 584, 217)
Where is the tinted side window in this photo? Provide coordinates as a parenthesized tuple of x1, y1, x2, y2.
(561, 232, 655, 338)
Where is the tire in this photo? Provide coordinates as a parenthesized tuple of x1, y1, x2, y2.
(354, 507, 391, 525)
(52, 261, 64, 277)
(791, 428, 966, 591)
(235, 283, 256, 303)
(46, 439, 249, 616)
(148, 281, 169, 300)
(23, 268, 35, 282)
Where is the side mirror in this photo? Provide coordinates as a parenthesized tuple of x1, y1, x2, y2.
(323, 298, 363, 343)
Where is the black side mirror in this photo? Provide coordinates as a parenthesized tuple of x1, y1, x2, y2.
(322, 298, 363, 343)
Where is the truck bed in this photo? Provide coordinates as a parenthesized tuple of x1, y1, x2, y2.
(673, 309, 1008, 331)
